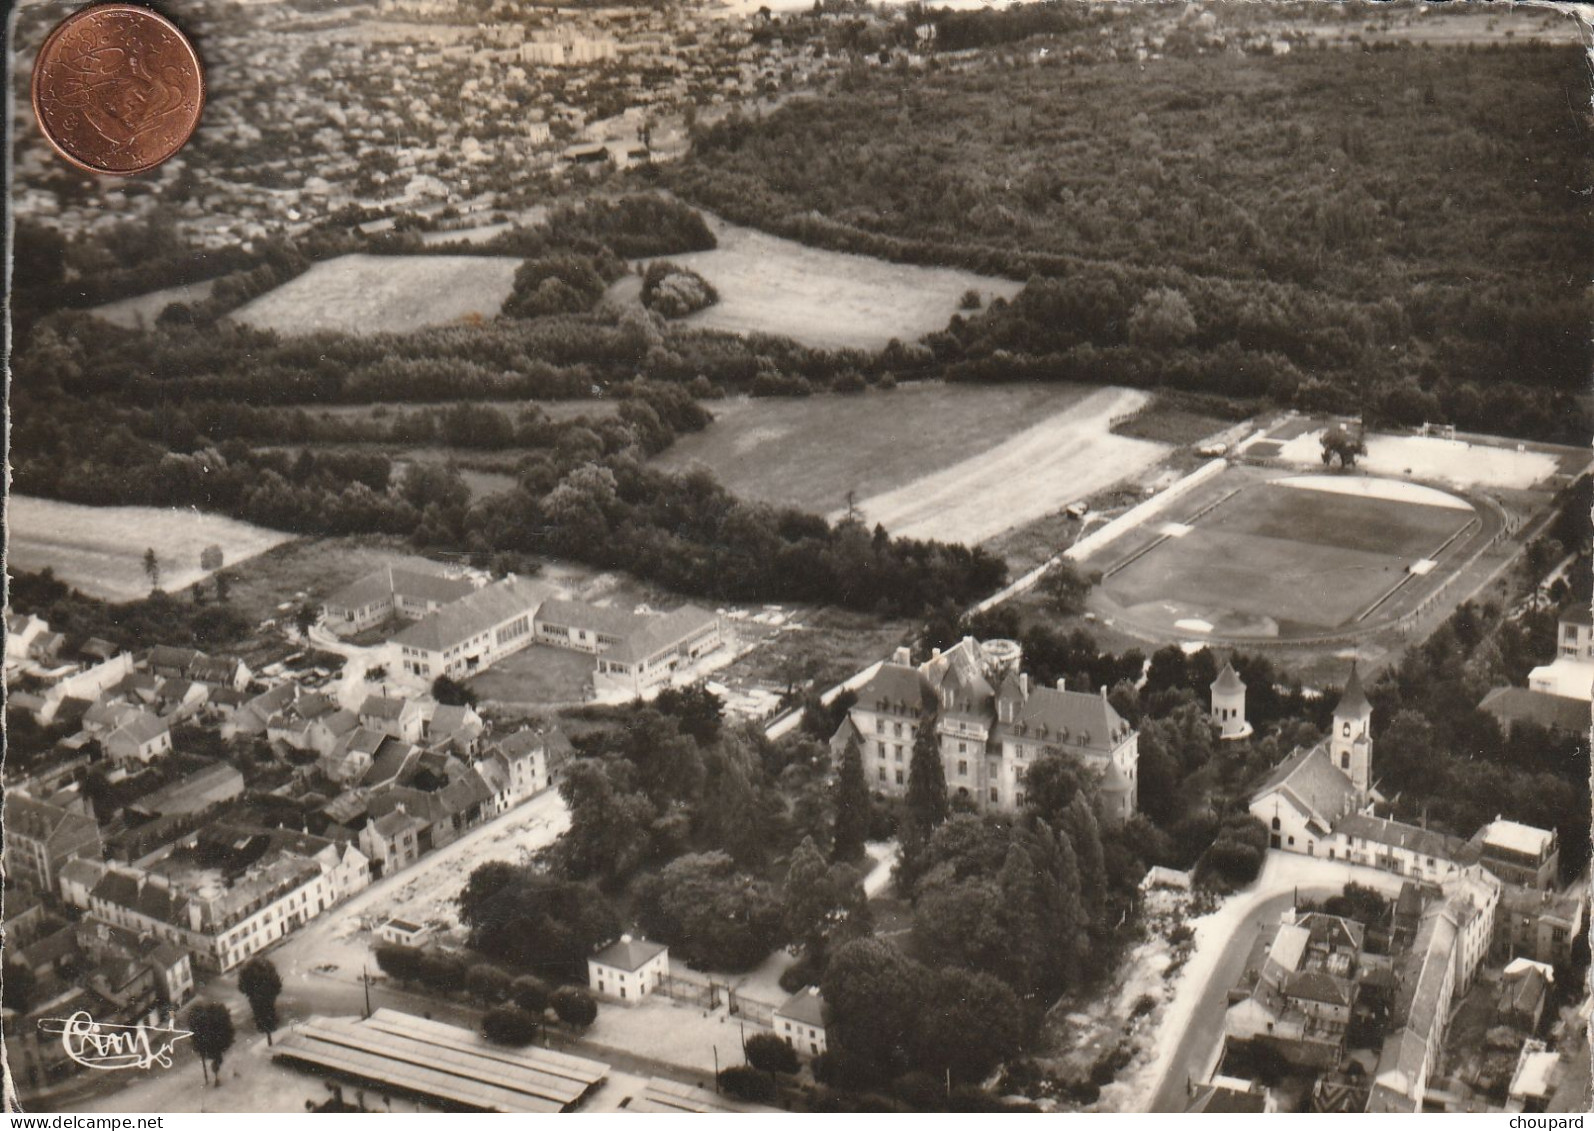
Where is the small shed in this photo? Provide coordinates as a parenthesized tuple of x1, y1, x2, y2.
(377, 918, 431, 946)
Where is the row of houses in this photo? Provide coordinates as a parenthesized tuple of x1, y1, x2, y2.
(321, 565, 725, 699)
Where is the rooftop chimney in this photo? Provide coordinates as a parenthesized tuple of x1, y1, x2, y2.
(1056, 678, 1066, 692)
(1020, 673, 1029, 696)
(892, 646, 911, 666)
(621, 933, 633, 944)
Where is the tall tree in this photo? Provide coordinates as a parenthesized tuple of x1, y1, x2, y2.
(142, 547, 161, 592)
(237, 958, 283, 1039)
(832, 734, 870, 863)
(1062, 794, 1106, 922)
(783, 835, 872, 967)
(186, 1001, 235, 1085)
(899, 707, 949, 887)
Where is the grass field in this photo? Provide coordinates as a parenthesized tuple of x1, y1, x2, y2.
(8, 495, 296, 601)
(229, 253, 521, 337)
(92, 280, 217, 329)
(468, 643, 596, 707)
(1101, 477, 1476, 634)
(606, 216, 1024, 351)
(653, 381, 1165, 545)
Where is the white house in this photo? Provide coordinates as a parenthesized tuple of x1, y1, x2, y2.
(774, 986, 830, 1057)
(587, 935, 669, 1002)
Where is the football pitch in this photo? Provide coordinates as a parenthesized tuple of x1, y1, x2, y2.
(1101, 476, 1479, 635)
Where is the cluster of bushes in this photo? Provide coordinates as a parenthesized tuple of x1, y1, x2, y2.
(373, 943, 598, 1043)
(640, 262, 719, 319)
(502, 251, 626, 318)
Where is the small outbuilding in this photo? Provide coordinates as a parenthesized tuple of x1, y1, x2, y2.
(587, 934, 669, 1002)
(774, 986, 830, 1057)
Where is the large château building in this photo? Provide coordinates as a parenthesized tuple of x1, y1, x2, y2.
(830, 637, 1140, 826)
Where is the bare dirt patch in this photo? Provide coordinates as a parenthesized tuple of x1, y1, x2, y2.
(850, 388, 1170, 545)
(655, 381, 1102, 519)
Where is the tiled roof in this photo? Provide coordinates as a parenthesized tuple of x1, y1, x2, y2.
(324, 564, 476, 612)
(1007, 685, 1128, 751)
(775, 986, 828, 1028)
(361, 738, 422, 788)
(1284, 969, 1355, 1007)
(1337, 813, 1463, 863)
(854, 661, 927, 713)
(392, 577, 549, 654)
(1479, 687, 1590, 734)
(592, 935, 667, 973)
(5, 793, 99, 850)
(606, 605, 718, 665)
(1212, 662, 1246, 694)
(1337, 663, 1371, 716)
(536, 598, 641, 638)
(361, 695, 408, 720)
(1251, 743, 1358, 831)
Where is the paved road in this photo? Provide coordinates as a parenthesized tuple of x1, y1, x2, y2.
(1142, 852, 1409, 1112)
(1148, 890, 1296, 1112)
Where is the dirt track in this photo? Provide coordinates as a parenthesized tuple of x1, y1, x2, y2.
(848, 388, 1168, 546)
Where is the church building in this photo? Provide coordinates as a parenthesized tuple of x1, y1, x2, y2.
(1248, 665, 1376, 857)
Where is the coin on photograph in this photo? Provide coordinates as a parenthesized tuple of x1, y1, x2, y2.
(31, 3, 204, 176)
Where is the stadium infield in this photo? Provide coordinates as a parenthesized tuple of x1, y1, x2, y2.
(1094, 472, 1482, 638)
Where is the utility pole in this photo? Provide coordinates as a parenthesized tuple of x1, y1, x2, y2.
(714, 1046, 720, 1091)
(363, 965, 372, 1019)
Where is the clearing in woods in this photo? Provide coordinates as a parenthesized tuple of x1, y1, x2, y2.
(7, 495, 296, 601)
(607, 216, 1025, 351)
(655, 383, 1168, 546)
(228, 253, 522, 336)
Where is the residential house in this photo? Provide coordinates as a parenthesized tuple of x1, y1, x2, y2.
(358, 808, 428, 879)
(588, 935, 669, 1002)
(774, 986, 830, 1057)
(5, 612, 49, 663)
(1495, 883, 1586, 967)
(86, 823, 360, 973)
(424, 702, 485, 756)
(1472, 820, 1559, 891)
(322, 726, 388, 784)
(359, 695, 425, 743)
(1495, 959, 1553, 1034)
(3, 791, 104, 895)
(104, 711, 175, 766)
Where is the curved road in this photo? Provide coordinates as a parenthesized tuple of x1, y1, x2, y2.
(1143, 852, 1409, 1112)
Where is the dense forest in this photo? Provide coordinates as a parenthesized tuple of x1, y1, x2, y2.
(668, 39, 1592, 442)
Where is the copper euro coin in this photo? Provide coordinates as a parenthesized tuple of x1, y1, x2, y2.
(31, 3, 205, 176)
